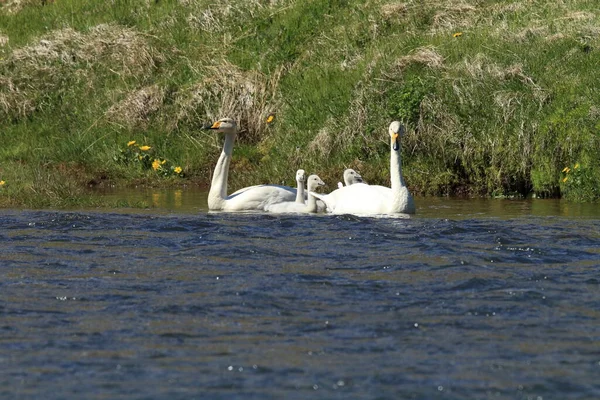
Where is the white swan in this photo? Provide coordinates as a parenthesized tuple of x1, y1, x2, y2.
(265, 175, 325, 213)
(337, 168, 364, 189)
(295, 169, 306, 204)
(207, 118, 296, 211)
(311, 121, 415, 215)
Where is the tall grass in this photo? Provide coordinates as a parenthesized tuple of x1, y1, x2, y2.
(0, 0, 599, 207)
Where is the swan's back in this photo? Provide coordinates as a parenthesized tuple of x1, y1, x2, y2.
(321, 183, 391, 214)
(223, 185, 296, 211)
(264, 200, 308, 213)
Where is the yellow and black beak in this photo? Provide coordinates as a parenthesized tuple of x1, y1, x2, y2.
(392, 132, 399, 151)
(202, 121, 220, 130)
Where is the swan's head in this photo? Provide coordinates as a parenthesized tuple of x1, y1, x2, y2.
(343, 168, 363, 185)
(389, 121, 405, 151)
(296, 169, 306, 182)
(307, 175, 325, 191)
(207, 117, 237, 133)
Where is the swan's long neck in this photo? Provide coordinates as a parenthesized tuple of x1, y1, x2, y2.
(208, 132, 236, 210)
(390, 137, 409, 212)
(306, 189, 318, 213)
(295, 179, 305, 204)
(390, 138, 406, 189)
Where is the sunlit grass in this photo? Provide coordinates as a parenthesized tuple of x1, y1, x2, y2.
(0, 0, 599, 208)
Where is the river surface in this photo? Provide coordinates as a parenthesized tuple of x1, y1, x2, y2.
(1, 190, 599, 399)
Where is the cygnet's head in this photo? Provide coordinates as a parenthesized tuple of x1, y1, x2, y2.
(207, 117, 237, 133)
(343, 169, 363, 186)
(389, 121, 405, 151)
(295, 169, 306, 182)
(307, 175, 325, 191)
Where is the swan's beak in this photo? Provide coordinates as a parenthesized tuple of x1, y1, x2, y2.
(201, 121, 220, 130)
(392, 133, 399, 151)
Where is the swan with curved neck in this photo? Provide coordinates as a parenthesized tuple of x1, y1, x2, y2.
(207, 118, 296, 211)
(311, 121, 415, 215)
(337, 168, 364, 189)
(265, 175, 325, 213)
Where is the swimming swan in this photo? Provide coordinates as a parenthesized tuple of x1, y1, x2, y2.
(311, 121, 415, 215)
(295, 169, 306, 204)
(207, 118, 296, 211)
(265, 175, 326, 213)
(337, 168, 364, 189)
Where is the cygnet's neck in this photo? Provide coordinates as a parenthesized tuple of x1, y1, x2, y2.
(306, 185, 319, 213)
(295, 179, 305, 204)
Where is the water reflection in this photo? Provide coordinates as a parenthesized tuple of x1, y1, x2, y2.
(96, 186, 209, 213)
(94, 187, 599, 219)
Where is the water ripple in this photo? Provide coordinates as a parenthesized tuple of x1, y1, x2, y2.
(1, 210, 600, 399)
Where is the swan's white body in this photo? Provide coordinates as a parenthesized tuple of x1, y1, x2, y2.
(337, 168, 363, 189)
(207, 118, 296, 211)
(265, 175, 325, 214)
(312, 121, 415, 216)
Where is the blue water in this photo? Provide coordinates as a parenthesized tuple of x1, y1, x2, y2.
(1, 198, 600, 399)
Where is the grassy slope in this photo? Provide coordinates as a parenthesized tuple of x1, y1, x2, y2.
(0, 0, 599, 207)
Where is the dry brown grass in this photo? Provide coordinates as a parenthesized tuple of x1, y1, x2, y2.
(172, 61, 283, 142)
(185, 0, 292, 32)
(1, 0, 37, 14)
(0, 76, 35, 118)
(380, 2, 408, 19)
(396, 46, 444, 70)
(432, 3, 477, 30)
(460, 54, 537, 86)
(9, 24, 159, 77)
(0, 23, 161, 119)
(307, 119, 337, 157)
(106, 85, 165, 129)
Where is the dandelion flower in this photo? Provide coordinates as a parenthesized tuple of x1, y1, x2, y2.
(266, 113, 276, 124)
(562, 167, 571, 173)
(453, 32, 463, 38)
(139, 145, 151, 151)
(562, 177, 568, 183)
(152, 159, 161, 171)
(174, 166, 182, 174)
(0, 180, 5, 186)
(127, 140, 136, 147)
(574, 163, 580, 169)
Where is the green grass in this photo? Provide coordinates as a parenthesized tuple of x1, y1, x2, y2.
(1, 0, 599, 208)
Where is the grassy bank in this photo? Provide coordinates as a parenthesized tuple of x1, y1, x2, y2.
(1, 0, 599, 208)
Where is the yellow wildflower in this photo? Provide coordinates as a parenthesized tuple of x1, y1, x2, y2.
(574, 163, 580, 169)
(0, 180, 5, 186)
(139, 145, 151, 151)
(160, 159, 167, 165)
(562, 177, 568, 183)
(562, 167, 571, 173)
(453, 32, 463, 38)
(174, 166, 182, 174)
(266, 113, 276, 124)
(152, 159, 161, 171)
(127, 140, 136, 147)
